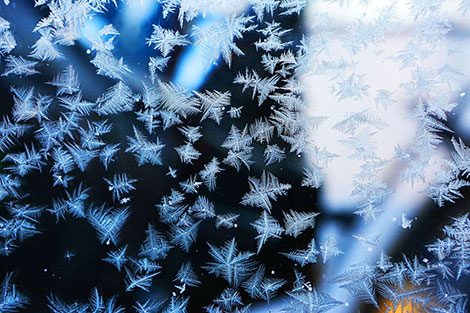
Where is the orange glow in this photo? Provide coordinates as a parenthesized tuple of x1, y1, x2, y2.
(377, 299, 424, 313)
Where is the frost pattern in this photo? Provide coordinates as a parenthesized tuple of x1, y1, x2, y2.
(0, 1, 469, 313)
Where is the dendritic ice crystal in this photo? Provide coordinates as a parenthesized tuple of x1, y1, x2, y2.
(0, 1, 470, 313)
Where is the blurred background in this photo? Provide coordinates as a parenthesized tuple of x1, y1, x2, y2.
(0, 1, 469, 312)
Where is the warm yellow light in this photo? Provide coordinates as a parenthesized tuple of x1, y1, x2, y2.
(377, 299, 423, 313)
